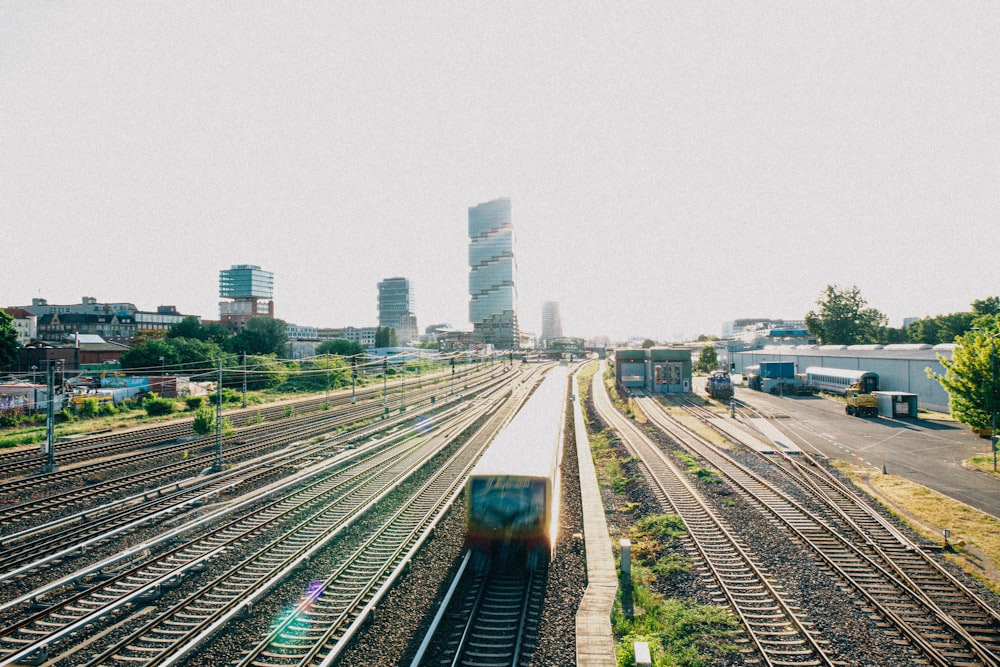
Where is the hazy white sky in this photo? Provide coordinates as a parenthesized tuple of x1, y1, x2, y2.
(3, 3, 998, 342)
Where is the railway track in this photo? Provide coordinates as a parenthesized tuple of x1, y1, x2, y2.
(0, 364, 549, 666)
(0, 365, 482, 481)
(0, 370, 517, 601)
(411, 553, 546, 667)
(0, 367, 503, 536)
(642, 391, 1000, 666)
(595, 376, 836, 666)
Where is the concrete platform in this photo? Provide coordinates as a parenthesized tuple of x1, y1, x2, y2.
(709, 418, 775, 453)
(574, 371, 618, 666)
(709, 417, 800, 454)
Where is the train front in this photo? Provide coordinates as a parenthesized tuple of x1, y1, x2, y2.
(465, 473, 551, 566)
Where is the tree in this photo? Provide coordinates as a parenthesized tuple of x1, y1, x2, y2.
(0, 310, 20, 371)
(973, 297, 1000, 317)
(374, 326, 398, 348)
(227, 317, 288, 356)
(804, 285, 886, 345)
(697, 345, 719, 373)
(119, 339, 181, 370)
(316, 339, 365, 358)
(168, 316, 209, 340)
(169, 337, 226, 367)
(641, 339, 656, 349)
(931, 317, 1000, 432)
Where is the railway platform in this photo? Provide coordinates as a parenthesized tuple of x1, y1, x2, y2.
(573, 371, 618, 666)
(709, 417, 801, 454)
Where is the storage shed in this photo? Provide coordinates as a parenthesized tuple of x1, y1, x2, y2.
(872, 391, 918, 418)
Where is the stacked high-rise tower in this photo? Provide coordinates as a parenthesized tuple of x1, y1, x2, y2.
(541, 301, 563, 345)
(468, 197, 519, 349)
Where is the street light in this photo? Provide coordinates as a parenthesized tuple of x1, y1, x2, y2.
(972, 327, 999, 472)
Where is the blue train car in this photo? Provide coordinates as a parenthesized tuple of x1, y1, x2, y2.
(465, 367, 567, 568)
(705, 370, 733, 400)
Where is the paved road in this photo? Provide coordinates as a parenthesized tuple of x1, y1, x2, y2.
(730, 385, 1000, 520)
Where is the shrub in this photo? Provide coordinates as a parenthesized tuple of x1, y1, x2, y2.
(192, 406, 215, 435)
(144, 396, 175, 417)
(79, 397, 100, 419)
(185, 396, 205, 411)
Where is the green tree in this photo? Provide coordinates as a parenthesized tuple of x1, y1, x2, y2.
(0, 310, 20, 371)
(973, 297, 1000, 316)
(227, 317, 288, 356)
(316, 338, 365, 358)
(120, 339, 181, 370)
(169, 337, 226, 367)
(804, 285, 887, 345)
(696, 345, 719, 373)
(931, 317, 1000, 433)
(374, 326, 398, 348)
(167, 316, 209, 340)
(641, 338, 656, 349)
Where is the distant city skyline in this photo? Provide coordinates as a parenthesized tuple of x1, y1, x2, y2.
(3, 5, 997, 341)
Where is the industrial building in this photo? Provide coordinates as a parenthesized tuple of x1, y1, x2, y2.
(734, 344, 953, 413)
(615, 348, 692, 394)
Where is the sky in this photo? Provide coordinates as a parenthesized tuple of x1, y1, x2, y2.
(2, 3, 998, 343)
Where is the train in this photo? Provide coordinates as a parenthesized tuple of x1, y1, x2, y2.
(804, 367, 879, 395)
(705, 370, 734, 400)
(744, 361, 811, 395)
(464, 366, 568, 569)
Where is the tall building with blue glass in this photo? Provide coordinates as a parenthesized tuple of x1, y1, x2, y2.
(468, 197, 519, 349)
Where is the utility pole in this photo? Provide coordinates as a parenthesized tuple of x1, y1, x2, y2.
(242, 352, 247, 408)
(351, 356, 357, 405)
(43, 360, 59, 473)
(214, 360, 224, 471)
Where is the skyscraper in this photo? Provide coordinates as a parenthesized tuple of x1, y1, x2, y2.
(541, 301, 563, 344)
(468, 197, 519, 349)
(377, 277, 418, 343)
(219, 264, 274, 331)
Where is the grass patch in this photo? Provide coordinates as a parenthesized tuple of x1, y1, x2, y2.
(836, 460, 1000, 592)
(674, 451, 721, 484)
(614, 561, 738, 667)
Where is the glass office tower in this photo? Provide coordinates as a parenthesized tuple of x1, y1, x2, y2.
(468, 198, 519, 349)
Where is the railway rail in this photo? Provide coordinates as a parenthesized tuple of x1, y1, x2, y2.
(594, 375, 836, 666)
(410, 553, 546, 667)
(0, 364, 547, 666)
(641, 391, 1000, 666)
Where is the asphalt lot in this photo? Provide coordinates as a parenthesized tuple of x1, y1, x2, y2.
(731, 384, 1000, 520)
